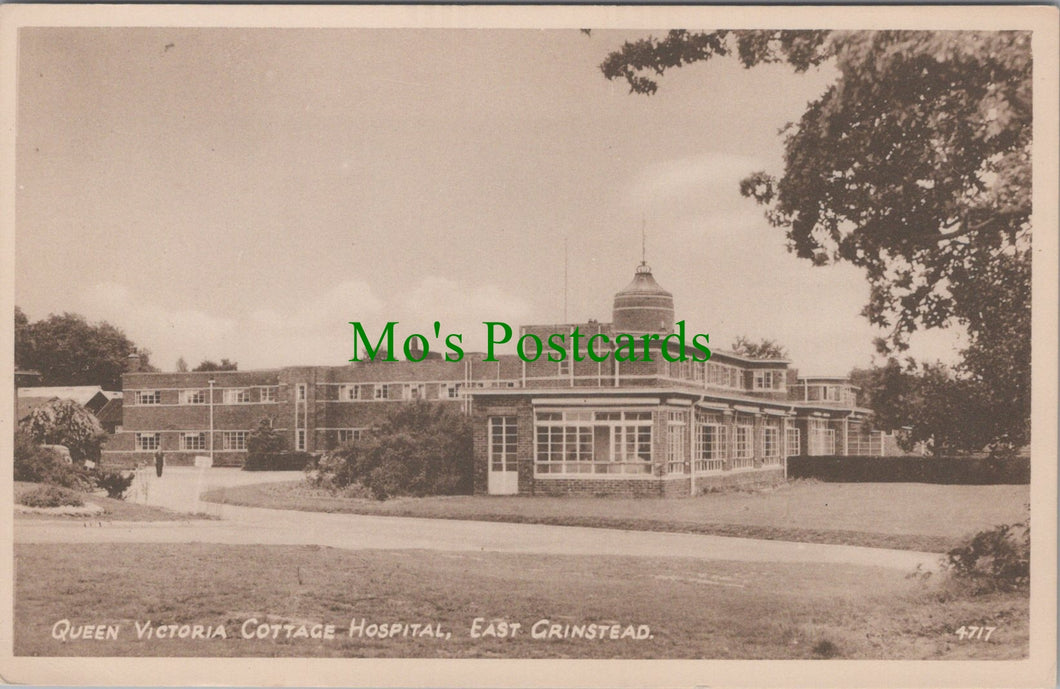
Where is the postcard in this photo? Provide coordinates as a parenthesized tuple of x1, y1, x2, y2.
(1, 4, 1056, 687)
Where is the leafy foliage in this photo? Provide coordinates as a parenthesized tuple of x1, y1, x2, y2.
(945, 521, 1029, 594)
(601, 29, 1031, 452)
(730, 336, 788, 360)
(246, 418, 287, 457)
(307, 401, 473, 500)
(95, 470, 135, 499)
(193, 358, 238, 372)
(788, 454, 1028, 485)
(14, 430, 95, 490)
(244, 452, 313, 471)
(18, 484, 85, 509)
(19, 398, 105, 464)
(15, 309, 156, 389)
(849, 358, 1022, 456)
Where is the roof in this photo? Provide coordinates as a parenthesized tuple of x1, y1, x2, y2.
(17, 396, 59, 421)
(17, 386, 116, 406)
(96, 398, 124, 425)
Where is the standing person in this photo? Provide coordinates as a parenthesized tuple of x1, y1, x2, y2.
(154, 448, 164, 477)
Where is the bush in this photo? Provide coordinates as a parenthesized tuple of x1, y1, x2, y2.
(787, 455, 1029, 484)
(94, 470, 135, 499)
(19, 484, 84, 509)
(308, 401, 472, 500)
(244, 452, 314, 471)
(14, 431, 94, 490)
(18, 398, 104, 464)
(247, 418, 287, 455)
(945, 521, 1030, 594)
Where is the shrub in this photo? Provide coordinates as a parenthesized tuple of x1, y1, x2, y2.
(244, 452, 314, 471)
(310, 401, 473, 500)
(787, 455, 1029, 485)
(247, 418, 287, 455)
(944, 521, 1030, 594)
(19, 484, 84, 509)
(94, 470, 135, 499)
(18, 398, 105, 464)
(14, 431, 94, 490)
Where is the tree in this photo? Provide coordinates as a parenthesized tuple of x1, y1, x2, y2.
(13, 430, 95, 489)
(246, 418, 286, 456)
(193, 358, 238, 372)
(176, 357, 189, 373)
(849, 358, 1006, 456)
(15, 307, 33, 371)
(731, 336, 788, 360)
(316, 401, 473, 499)
(15, 310, 156, 390)
(18, 398, 106, 464)
(601, 30, 1031, 452)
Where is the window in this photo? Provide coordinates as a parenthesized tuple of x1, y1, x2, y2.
(337, 429, 363, 444)
(296, 429, 306, 451)
(181, 389, 207, 405)
(442, 383, 462, 399)
(733, 424, 754, 468)
(666, 411, 687, 474)
(374, 384, 389, 400)
(535, 410, 652, 475)
(786, 427, 801, 457)
(297, 384, 307, 401)
(225, 389, 251, 404)
(181, 432, 206, 451)
(558, 359, 570, 376)
(694, 424, 727, 472)
(707, 364, 742, 390)
(260, 387, 277, 402)
(135, 390, 160, 405)
(136, 432, 160, 451)
(222, 431, 247, 451)
(402, 383, 425, 400)
(692, 362, 704, 382)
(338, 385, 351, 400)
(808, 419, 836, 455)
(762, 425, 781, 464)
(489, 416, 518, 472)
(753, 371, 774, 390)
(339, 384, 370, 401)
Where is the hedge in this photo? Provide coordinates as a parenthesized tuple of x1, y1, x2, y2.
(787, 455, 1029, 485)
(243, 452, 315, 472)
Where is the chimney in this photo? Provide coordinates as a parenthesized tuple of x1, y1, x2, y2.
(126, 353, 142, 373)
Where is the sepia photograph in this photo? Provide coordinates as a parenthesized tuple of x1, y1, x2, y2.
(1, 4, 1056, 687)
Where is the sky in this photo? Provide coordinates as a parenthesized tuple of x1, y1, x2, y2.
(15, 27, 964, 375)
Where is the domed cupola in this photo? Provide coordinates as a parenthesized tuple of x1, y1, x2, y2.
(612, 262, 675, 334)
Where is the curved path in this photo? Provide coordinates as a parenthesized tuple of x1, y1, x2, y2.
(15, 467, 942, 572)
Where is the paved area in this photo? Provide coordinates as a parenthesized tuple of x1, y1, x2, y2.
(15, 467, 943, 572)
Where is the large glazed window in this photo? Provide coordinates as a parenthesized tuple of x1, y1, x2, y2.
(535, 410, 652, 475)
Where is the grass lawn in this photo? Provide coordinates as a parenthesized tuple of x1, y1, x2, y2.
(201, 480, 1029, 553)
(15, 542, 1027, 659)
(14, 482, 212, 522)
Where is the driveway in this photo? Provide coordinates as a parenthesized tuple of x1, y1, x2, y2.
(15, 468, 941, 572)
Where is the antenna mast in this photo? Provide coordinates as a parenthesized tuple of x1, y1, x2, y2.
(563, 236, 569, 323)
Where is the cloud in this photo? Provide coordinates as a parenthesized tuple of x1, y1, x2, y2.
(75, 277, 532, 370)
(78, 283, 239, 366)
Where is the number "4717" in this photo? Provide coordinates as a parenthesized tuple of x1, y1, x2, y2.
(955, 625, 996, 641)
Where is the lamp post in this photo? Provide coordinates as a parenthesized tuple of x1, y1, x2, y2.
(208, 378, 216, 465)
